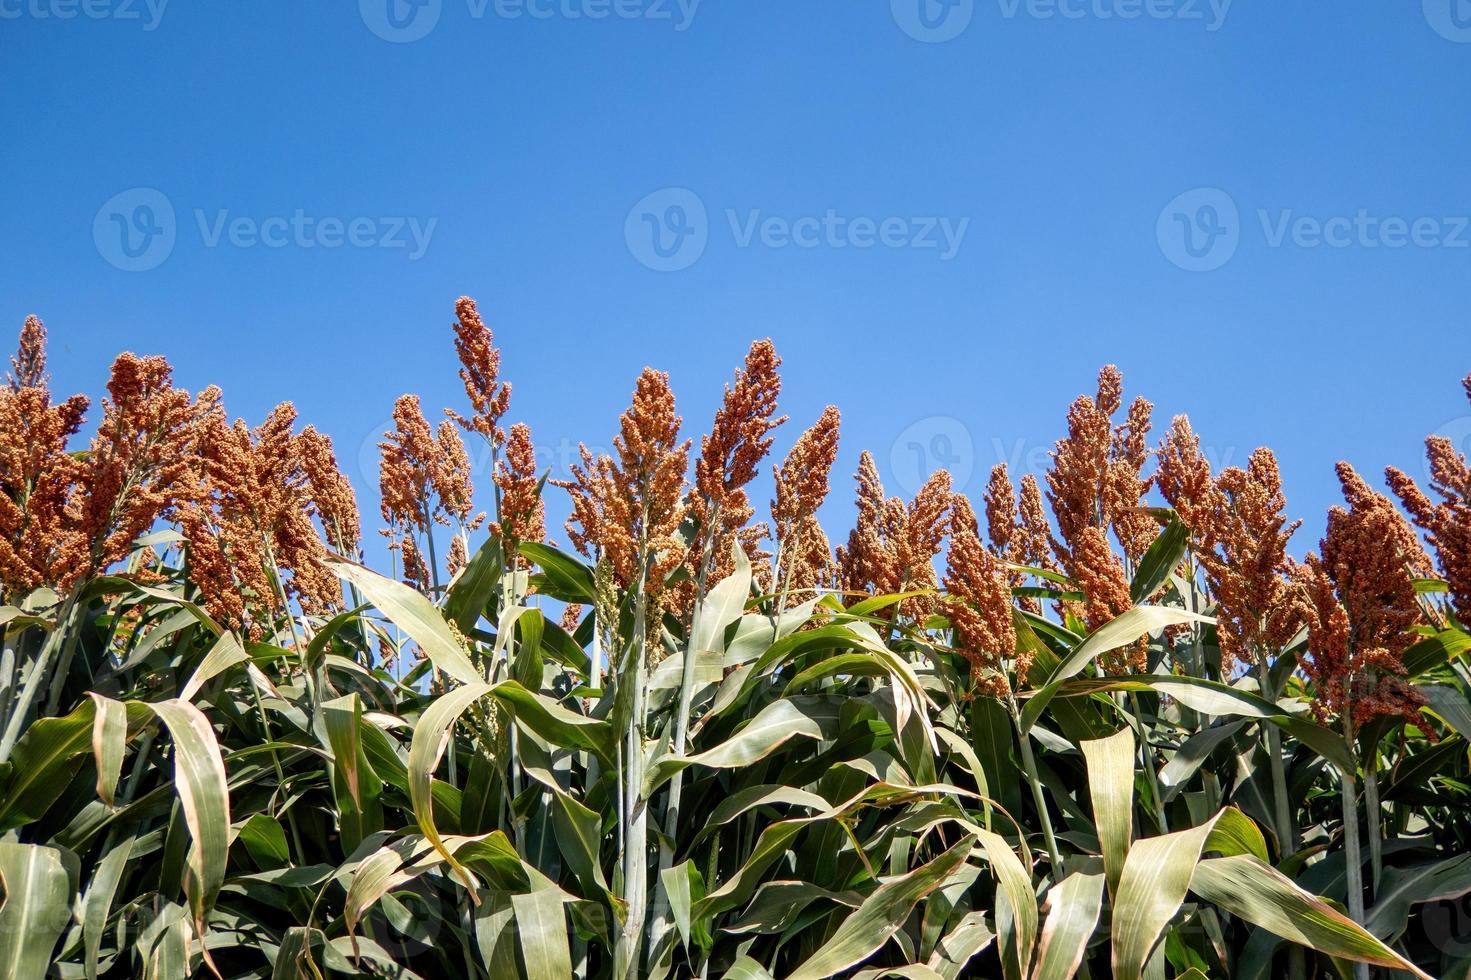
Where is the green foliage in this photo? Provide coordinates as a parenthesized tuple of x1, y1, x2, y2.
(0, 531, 1466, 979)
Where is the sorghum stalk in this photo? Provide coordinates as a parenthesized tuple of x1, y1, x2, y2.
(0, 594, 77, 760)
(1341, 706, 1369, 980)
(1259, 650, 1306, 980)
(1365, 757, 1384, 891)
(616, 525, 652, 980)
(1009, 693, 1063, 882)
(1129, 692, 1169, 833)
(652, 500, 721, 960)
(1259, 656, 1296, 857)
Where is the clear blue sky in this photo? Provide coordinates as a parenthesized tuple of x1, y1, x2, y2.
(4, 1, 1471, 565)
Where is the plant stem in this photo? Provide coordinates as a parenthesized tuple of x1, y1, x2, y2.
(652, 503, 719, 962)
(1129, 693, 1169, 833)
(616, 531, 652, 980)
(1010, 694, 1063, 882)
(1259, 655, 1304, 980)
(1364, 751, 1383, 893)
(0, 595, 76, 760)
(1341, 709, 1369, 980)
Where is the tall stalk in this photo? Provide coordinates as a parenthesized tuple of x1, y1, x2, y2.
(651, 502, 720, 963)
(1128, 692, 1169, 833)
(0, 595, 78, 760)
(1341, 707, 1369, 980)
(1259, 654, 1304, 980)
(1009, 694, 1063, 882)
(615, 525, 652, 980)
(1364, 759, 1384, 891)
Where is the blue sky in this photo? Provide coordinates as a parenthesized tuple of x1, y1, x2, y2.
(4, 1, 1471, 566)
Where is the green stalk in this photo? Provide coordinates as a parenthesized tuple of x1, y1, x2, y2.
(616, 527, 652, 980)
(0, 594, 78, 760)
(1129, 692, 1170, 834)
(1341, 708, 1369, 980)
(248, 670, 307, 863)
(1259, 654, 1304, 980)
(1009, 694, 1063, 882)
(651, 502, 719, 961)
(1364, 749, 1383, 893)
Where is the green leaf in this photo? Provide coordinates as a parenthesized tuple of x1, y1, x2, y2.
(88, 693, 128, 807)
(926, 911, 995, 980)
(1364, 852, 1471, 942)
(1021, 607, 1213, 730)
(80, 836, 133, 980)
(407, 683, 499, 890)
(236, 813, 289, 869)
(0, 693, 155, 833)
(146, 699, 231, 948)
(645, 698, 824, 795)
(322, 693, 384, 852)
(330, 559, 483, 685)
(660, 860, 702, 949)
(788, 835, 975, 980)
(1189, 855, 1433, 978)
(444, 533, 506, 632)
(1036, 673, 1353, 773)
(0, 842, 73, 980)
(1130, 518, 1190, 604)
(511, 887, 572, 980)
(693, 541, 751, 656)
(179, 631, 251, 702)
(1420, 683, 1471, 741)
(1081, 727, 1134, 895)
(1404, 627, 1471, 677)
(519, 541, 596, 603)
(1032, 871, 1106, 980)
(976, 828, 1038, 980)
(1111, 810, 1225, 979)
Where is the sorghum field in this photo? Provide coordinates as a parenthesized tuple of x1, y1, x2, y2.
(2, 299, 1469, 980)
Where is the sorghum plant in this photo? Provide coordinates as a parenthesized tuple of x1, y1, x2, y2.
(0, 308, 1466, 980)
